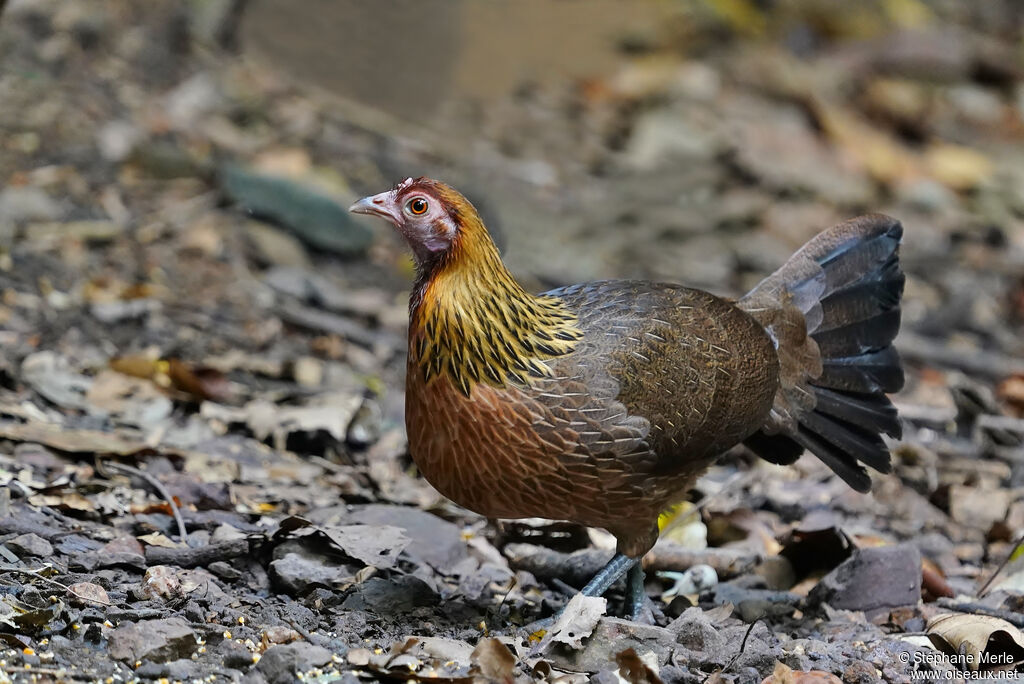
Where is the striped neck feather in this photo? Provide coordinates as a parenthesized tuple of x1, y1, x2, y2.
(409, 228, 581, 397)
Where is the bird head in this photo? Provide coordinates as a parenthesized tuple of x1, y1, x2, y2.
(349, 177, 477, 266)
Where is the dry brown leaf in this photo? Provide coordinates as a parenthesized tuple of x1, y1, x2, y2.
(137, 532, 181, 549)
(761, 661, 842, 683)
(111, 356, 234, 402)
(470, 637, 516, 681)
(109, 355, 162, 380)
(927, 613, 1024, 672)
(997, 375, 1024, 416)
(615, 647, 663, 684)
(28, 492, 94, 513)
(921, 559, 955, 601)
(166, 359, 233, 402)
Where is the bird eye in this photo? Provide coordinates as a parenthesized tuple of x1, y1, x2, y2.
(407, 197, 429, 216)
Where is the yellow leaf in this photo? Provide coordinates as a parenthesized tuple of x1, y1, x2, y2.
(925, 144, 993, 191)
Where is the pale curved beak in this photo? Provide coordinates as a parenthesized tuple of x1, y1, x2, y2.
(348, 191, 400, 224)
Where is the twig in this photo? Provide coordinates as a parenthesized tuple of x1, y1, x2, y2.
(705, 618, 761, 682)
(0, 565, 112, 606)
(977, 530, 1024, 598)
(145, 538, 250, 568)
(493, 573, 519, 627)
(935, 598, 1024, 628)
(645, 541, 759, 577)
(505, 543, 758, 588)
(276, 304, 400, 349)
(97, 459, 188, 543)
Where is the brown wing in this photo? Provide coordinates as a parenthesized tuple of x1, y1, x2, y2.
(547, 281, 780, 474)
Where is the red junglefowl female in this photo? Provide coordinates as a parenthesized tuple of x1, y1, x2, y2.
(350, 177, 903, 621)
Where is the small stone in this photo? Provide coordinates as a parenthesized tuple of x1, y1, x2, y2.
(220, 638, 257, 669)
(0, 186, 61, 223)
(97, 536, 146, 569)
(208, 561, 242, 581)
(949, 485, 1010, 530)
(668, 607, 726, 655)
(6, 533, 53, 557)
(946, 84, 1005, 125)
(131, 141, 208, 179)
(256, 642, 333, 684)
(896, 178, 958, 213)
(340, 576, 437, 612)
(270, 540, 358, 595)
(96, 120, 143, 162)
(291, 357, 323, 388)
(624, 109, 720, 170)
(21, 351, 93, 412)
(752, 556, 796, 591)
(808, 545, 921, 612)
(261, 626, 300, 647)
(347, 504, 467, 569)
(90, 298, 161, 324)
(108, 617, 198, 663)
(134, 659, 203, 681)
(141, 565, 184, 601)
(547, 617, 676, 672)
(163, 72, 222, 130)
(346, 400, 382, 447)
(244, 220, 311, 268)
(66, 582, 109, 607)
(710, 583, 801, 621)
(220, 164, 373, 256)
(844, 659, 880, 684)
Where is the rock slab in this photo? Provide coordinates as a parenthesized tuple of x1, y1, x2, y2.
(809, 545, 921, 612)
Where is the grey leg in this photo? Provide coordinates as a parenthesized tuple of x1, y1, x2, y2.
(521, 552, 641, 645)
(580, 553, 639, 598)
(623, 562, 645, 621)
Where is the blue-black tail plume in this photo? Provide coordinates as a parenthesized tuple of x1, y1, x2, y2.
(739, 214, 905, 491)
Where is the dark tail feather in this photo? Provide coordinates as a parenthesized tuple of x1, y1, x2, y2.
(740, 214, 905, 492)
(743, 430, 804, 466)
(812, 387, 901, 439)
(818, 347, 904, 394)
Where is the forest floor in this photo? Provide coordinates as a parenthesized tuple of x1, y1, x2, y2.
(2, 1, 1024, 682)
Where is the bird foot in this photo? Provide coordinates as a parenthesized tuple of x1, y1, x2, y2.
(626, 596, 657, 624)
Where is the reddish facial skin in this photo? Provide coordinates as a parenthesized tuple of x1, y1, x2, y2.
(349, 177, 460, 265)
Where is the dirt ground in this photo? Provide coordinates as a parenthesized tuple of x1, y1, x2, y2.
(2, 1, 1024, 682)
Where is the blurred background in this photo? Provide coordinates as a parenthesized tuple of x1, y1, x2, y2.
(3, 0, 1024, 423)
(2, 1, 1024, 472)
(1, 0, 1024, 676)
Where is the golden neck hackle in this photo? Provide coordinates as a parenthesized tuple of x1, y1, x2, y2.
(409, 206, 581, 397)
